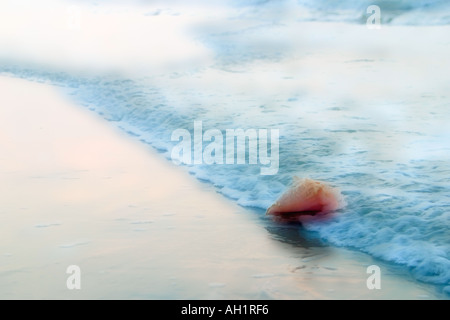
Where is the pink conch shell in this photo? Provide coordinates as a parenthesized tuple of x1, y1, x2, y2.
(266, 177, 343, 217)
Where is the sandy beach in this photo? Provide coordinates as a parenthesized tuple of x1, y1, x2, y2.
(0, 76, 444, 299)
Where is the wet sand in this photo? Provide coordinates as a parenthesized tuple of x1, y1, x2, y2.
(0, 76, 443, 299)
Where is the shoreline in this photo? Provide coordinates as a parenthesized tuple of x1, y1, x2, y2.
(0, 75, 445, 299)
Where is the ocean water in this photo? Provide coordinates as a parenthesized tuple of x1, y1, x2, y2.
(234, 0, 450, 25)
(1, 0, 449, 295)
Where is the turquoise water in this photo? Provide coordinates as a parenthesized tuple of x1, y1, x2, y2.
(1, 0, 449, 295)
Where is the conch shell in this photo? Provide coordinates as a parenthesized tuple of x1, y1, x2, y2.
(267, 177, 343, 217)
